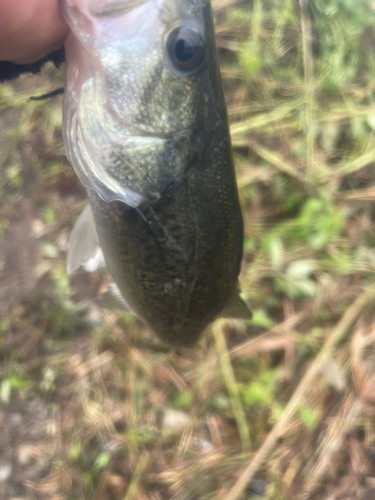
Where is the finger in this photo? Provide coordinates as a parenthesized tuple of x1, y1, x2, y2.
(0, 0, 69, 64)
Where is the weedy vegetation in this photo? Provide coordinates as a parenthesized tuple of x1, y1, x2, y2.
(1, 0, 375, 498)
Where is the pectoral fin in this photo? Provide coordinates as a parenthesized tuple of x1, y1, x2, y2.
(219, 292, 253, 320)
(67, 204, 106, 274)
(95, 283, 132, 312)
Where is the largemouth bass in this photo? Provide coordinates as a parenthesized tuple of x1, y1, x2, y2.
(62, 0, 252, 347)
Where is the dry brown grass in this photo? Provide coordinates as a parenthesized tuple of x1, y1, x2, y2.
(1, 0, 375, 499)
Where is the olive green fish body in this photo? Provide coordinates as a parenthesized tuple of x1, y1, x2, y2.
(62, 0, 250, 346)
(88, 116, 243, 346)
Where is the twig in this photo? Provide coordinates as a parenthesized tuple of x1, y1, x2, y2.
(303, 394, 363, 495)
(224, 284, 375, 500)
(230, 98, 303, 137)
(248, 140, 303, 180)
(124, 451, 149, 500)
(299, 0, 316, 178)
(338, 144, 375, 176)
(212, 0, 243, 13)
(340, 185, 375, 201)
(212, 320, 251, 451)
(230, 311, 306, 360)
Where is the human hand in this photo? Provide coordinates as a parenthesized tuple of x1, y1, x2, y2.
(0, 0, 69, 64)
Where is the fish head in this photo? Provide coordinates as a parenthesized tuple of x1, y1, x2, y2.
(61, 0, 226, 206)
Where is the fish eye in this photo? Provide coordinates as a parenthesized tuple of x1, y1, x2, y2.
(166, 26, 205, 74)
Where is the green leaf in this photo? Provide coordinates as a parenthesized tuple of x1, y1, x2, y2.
(320, 123, 339, 151)
(298, 404, 318, 429)
(262, 234, 284, 270)
(68, 440, 82, 463)
(238, 47, 261, 75)
(41, 243, 59, 258)
(6, 164, 23, 188)
(0, 319, 9, 337)
(42, 207, 56, 224)
(0, 379, 11, 404)
(250, 309, 276, 329)
(242, 369, 280, 407)
(8, 373, 33, 390)
(173, 391, 193, 410)
(275, 275, 317, 299)
(367, 114, 375, 131)
(93, 452, 111, 471)
(287, 260, 316, 280)
(242, 381, 271, 406)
